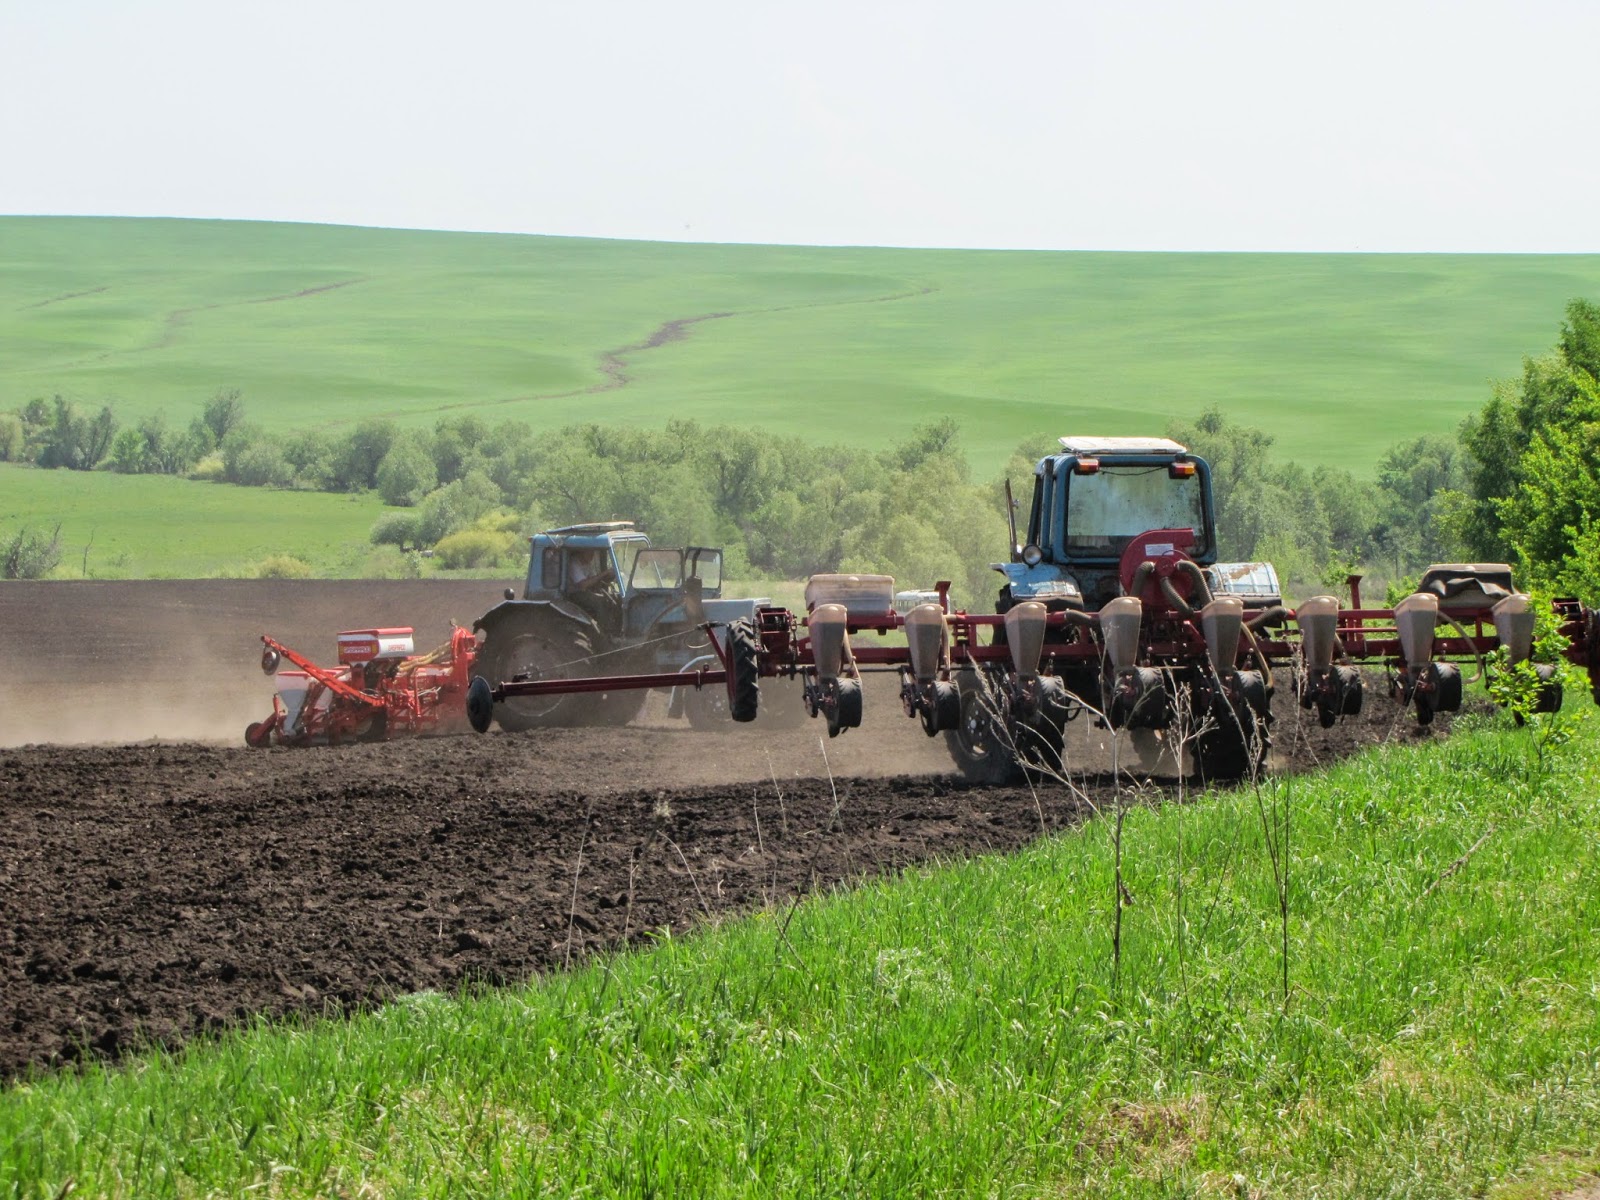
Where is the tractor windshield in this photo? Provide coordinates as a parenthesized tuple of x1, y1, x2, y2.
(1063, 466, 1210, 559)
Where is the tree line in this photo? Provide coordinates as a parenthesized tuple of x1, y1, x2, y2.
(5, 299, 1599, 598)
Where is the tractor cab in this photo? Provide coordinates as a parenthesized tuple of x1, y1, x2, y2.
(521, 522, 650, 604)
(503, 521, 736, 659)
(997, 436, 1275, 611)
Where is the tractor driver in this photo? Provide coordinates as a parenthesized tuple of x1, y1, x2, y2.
(567, 547, 621, 627)
(567, 548, 616, 592)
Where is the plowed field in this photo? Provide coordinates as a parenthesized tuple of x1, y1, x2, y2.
(0, 582, 1447, 1078)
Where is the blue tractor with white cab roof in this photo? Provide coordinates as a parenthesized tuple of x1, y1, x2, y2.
(946, 436, 1285, 781)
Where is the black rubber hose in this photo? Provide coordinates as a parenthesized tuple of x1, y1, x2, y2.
(1128, 560, 1156, 601)
(1174, 559, 1215, 607)
(1159, 574, 1194, 617)
(1246, 605, 1293, 631)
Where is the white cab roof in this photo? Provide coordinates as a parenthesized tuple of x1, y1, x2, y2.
(1057, 436, 1188, 455)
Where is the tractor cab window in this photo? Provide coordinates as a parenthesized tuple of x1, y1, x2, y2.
(611, 539, 644, 595)
(629, 548, 684, 591)
(1063, 466, 1210, 558)
(541, 547, 562, 589)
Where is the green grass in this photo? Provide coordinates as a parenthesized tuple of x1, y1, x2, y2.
(4, 716, 1598, 1197)
(0, 463, 388, 578)
(6, 218, 1600, 478)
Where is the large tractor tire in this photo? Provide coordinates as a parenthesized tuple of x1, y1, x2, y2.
(727, 617, 761, 723)
(680, 618, 764, 728)
(1191, 671, 1271, 784)
(479, 615, 600, 731)
(944, 669, 1022, 785)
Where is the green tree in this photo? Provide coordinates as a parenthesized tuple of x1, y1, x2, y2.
(370, 510, 424, 552)
(376, 430, 438, 507)
(0, 413, 24, 462)
(414, 471, 504, 545)
(282, 429, 334, 489)
(201, 388, 246, 446)
(111, 426, 151, 474)
(328, 419, 398, 492)
(432, 415, 489, 485)
(36, 398, 117, 470)
(1458, 299, 1600, 585)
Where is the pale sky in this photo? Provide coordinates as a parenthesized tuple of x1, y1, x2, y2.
(3, 0, 1598, 252)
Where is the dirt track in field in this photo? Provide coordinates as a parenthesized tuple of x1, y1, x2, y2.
(0, 581, 1449, 1078)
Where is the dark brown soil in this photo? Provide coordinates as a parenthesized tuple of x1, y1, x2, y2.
(0, 581, 1453, 1079)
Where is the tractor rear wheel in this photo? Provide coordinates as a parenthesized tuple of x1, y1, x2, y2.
(482, 617, 599, 731)
(945, 670, 1021, 785)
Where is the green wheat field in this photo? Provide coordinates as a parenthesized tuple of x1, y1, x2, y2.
(6, 218, 1600, 477)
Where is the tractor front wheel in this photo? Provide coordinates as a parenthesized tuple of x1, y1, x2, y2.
(727, 617, 761, 723)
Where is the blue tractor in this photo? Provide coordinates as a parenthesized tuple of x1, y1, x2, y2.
(471, 522, 785, 731)
(948, 436, 1284, 781)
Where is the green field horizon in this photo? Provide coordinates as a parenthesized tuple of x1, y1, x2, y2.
(6, 216, 1600, 479)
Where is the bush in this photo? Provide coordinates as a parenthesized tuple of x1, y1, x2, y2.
(0, 413, 27, 462)
(252, 555, 314, 579)
(108, 426, 150, 474)
(370, 510, 423, 551)
(188, 454, 226, 483)
(221, 427, 293, 488)
(282, 429, 335, 490)
(432, 528, 520, 569)
(414, 472, 504, 545)
(2, 524, 63, 579)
